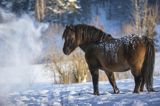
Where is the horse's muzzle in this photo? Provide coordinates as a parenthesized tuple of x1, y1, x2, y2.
(63, 47, 71, 55)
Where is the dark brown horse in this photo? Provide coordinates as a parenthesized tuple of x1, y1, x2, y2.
(62, 24, 155, 95)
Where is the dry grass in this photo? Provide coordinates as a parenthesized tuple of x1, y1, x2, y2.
(45, 45, 89, 84)
(70, 52, 88, 83)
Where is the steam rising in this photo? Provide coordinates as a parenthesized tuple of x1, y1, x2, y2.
(0, 8, 48, 94)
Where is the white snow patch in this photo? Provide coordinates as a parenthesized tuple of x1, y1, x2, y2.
(4, 77, 160, 106)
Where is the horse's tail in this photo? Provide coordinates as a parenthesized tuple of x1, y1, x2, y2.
(141, 36, 155, 91)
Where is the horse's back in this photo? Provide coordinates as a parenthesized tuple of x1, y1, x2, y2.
(85, 35, 149, 72)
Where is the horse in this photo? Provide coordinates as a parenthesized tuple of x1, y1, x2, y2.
(62, 24, 155, 95)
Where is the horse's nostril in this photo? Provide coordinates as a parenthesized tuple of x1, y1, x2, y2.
(63, 47, 70, 55)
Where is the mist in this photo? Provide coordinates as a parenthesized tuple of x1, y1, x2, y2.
(0, 8, 48, 98)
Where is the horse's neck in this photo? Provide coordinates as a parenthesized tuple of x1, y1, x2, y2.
(79, 43, 89, 52)
(76, 26, 107, 52)
(78, 37, 100, 53)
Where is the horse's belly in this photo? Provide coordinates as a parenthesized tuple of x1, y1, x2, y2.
(109, 63, 130, 72)
(101, 61, 130, 72)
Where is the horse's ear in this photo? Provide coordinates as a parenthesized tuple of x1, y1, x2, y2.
(107, 34, 113, 40)
(66, 24, 75, 31)
(66, 25, 69, 28)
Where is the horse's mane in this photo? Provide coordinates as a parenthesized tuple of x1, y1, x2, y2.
(63, 24, 112, 42)
(76, 24, 105, 40)
(76, 24, 112, 42)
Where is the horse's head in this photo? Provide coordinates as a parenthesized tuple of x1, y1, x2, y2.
(62, 25, 77, 55)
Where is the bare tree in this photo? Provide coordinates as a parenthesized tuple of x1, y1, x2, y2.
(35, 0, 45, 21)
(132, 0, 158, 38)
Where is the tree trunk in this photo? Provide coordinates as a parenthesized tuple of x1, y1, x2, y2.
(35, 0, 45, 21)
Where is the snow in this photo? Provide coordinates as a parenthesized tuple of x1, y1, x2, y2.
(1, 77, 158, 106)
(47, 0, 81, 14)
(0, 52, 159, 106)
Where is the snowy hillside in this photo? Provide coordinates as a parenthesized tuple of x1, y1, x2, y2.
(2, 77, 160, 106)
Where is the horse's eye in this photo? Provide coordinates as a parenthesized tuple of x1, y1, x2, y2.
(108, 34, 111, 37)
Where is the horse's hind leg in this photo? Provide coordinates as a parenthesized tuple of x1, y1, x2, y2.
(131, 69, 142, 93)
(105, 71, 120, 94)
(140, 77, 145, 92)
(89, 67, 99, 95)
(134, 76, 142, 93)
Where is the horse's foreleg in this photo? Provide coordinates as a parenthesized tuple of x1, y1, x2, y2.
(89, 68, 99, 95)
(105, 71, 120, 94)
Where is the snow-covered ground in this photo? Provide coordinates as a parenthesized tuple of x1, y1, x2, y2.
(0, 52, 159, 106)
(2, 77, 159, 106)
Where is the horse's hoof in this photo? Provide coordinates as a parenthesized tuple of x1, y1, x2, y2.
(114, 88, 120, 94)
(133, 90, 140, 93)
(140, 89, 144, 92)
(148, 88, 157, 92)
(94, 91, 99, 95)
